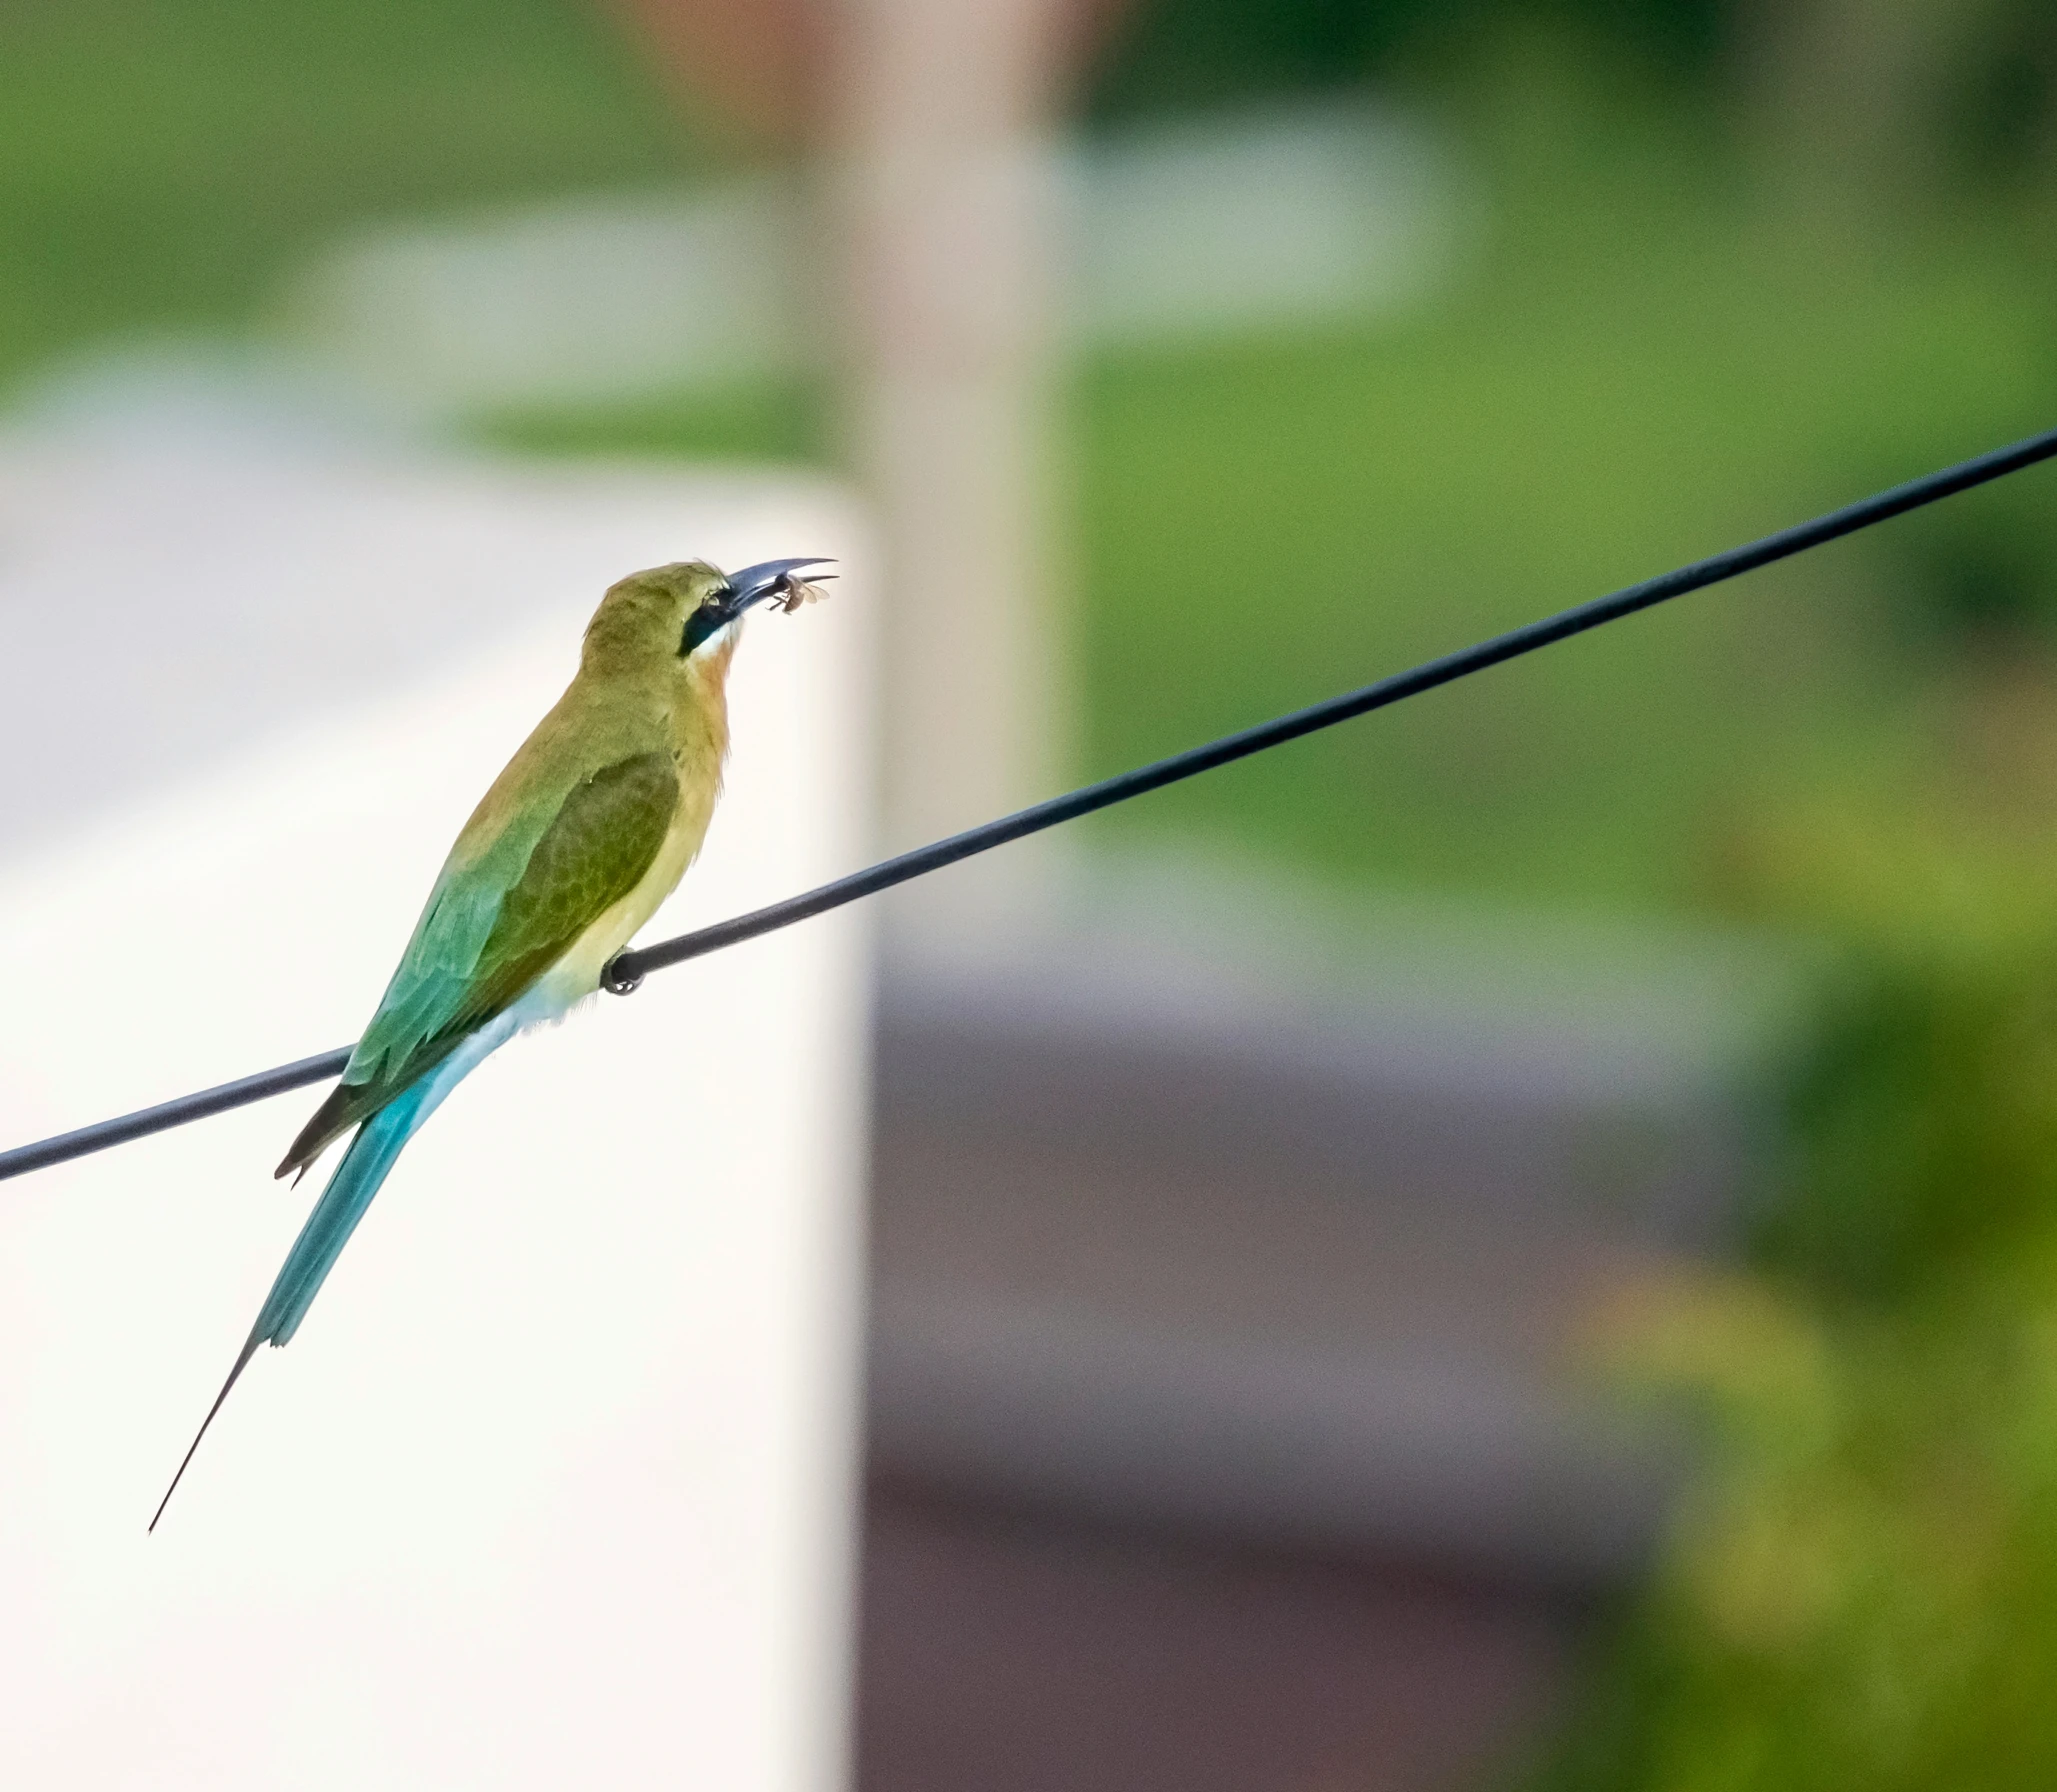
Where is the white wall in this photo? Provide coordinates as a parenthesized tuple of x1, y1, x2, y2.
(0, 440, 873, 1790)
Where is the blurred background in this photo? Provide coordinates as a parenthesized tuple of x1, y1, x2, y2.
(7, 0, 2057, 1787)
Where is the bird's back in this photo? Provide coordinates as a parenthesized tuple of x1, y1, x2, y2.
(280, 649, 729, 1177)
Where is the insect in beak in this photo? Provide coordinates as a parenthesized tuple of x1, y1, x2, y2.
(725, 557, 837, 619)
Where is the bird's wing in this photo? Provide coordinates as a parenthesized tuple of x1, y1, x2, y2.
(277, 749, 680, 1177)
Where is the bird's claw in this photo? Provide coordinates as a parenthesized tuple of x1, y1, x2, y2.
(601, 956, 644, 997)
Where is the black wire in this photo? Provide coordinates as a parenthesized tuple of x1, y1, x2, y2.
(5, 422, 2056, 1186)
(0, 1050, 352, 1182)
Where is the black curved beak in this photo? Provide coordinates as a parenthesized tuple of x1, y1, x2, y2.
(723, 556, 837, 617)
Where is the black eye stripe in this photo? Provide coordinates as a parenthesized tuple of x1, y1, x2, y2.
(680, 598, 731, 656)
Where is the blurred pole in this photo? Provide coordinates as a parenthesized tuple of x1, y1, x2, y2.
(603, 0, 1128, 928)
(826, 0, 1072, 909)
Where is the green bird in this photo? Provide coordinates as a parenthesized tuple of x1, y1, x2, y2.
(151, 555, 833, 1530)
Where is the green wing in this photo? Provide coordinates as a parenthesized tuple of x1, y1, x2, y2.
(277, 751, 679, 1177)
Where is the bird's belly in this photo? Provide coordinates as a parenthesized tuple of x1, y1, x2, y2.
(532, 795, 712, 1013)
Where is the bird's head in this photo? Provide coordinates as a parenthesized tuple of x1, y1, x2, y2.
(583, 557, 834, 679)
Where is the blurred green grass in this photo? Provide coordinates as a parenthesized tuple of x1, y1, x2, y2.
(0, 0, 708, 377)
(1071, 106, 2057, 908)
(7, 2, 2057, 916)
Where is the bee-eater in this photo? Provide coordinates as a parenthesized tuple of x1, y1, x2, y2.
(150, 555, 833, 1530)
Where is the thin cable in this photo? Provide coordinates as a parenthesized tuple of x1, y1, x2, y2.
(0, 1050, 351, 1183)
(612, 422, 2057, 983)
(4, 421, 2056, 1186)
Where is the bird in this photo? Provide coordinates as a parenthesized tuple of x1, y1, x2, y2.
(149, 554, 834, 1530)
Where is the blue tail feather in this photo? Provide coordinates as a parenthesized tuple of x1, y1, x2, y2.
(150, 1007, 523, 1530)
(257, 1082, 433, 1349)
(148, 1083, 435, 1531)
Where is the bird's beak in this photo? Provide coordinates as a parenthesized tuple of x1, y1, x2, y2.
(723, 557, 836, 617)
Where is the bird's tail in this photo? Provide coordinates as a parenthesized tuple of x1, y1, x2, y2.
(149, 1082, 434, 1531)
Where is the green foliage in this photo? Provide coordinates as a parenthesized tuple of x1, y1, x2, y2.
(1537, 775, 2057, 1788)
(1938, 1, 2057, 190)
(1744, 805, 2057, 1302)
(1550, 1265, 2057, 1792)
(1084, 0, 1733, 121)
(1885, 505, 2057, 646)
